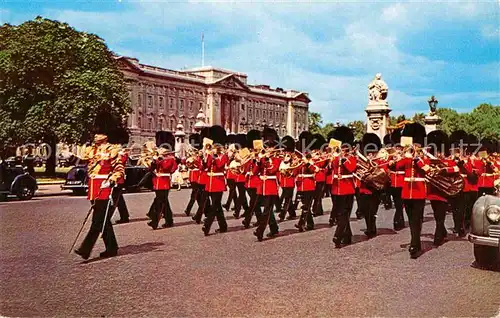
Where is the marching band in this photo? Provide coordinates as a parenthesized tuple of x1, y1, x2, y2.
(74, 123, 500, 260)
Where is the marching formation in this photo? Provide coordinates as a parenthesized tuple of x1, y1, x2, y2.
(73, 123, 500, 260)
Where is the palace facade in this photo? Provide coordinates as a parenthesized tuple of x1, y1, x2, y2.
(116, 56, 310, 143)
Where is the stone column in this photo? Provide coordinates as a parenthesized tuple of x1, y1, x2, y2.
(424, 114, 442, 134)
(365, 101, 391, 141)
(286, 101, 294, 137)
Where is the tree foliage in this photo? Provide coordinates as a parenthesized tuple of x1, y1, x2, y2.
(0, 17, 130, 159)
(308, 111, 322, 135)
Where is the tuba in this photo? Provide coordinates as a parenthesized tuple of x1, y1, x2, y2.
(423, 149, 464, 197)
(355, 151, 390, 191)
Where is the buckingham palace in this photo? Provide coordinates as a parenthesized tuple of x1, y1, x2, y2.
(116, 56, 310, 143)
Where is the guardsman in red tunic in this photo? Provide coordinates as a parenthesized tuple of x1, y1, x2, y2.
(330, 145, 357, 248)
(277, 153, 297, 221)
(148, 148, 178, 229)
(294, 153, 318, 232)
(184, 154, 202, 216)
(202, 147, 229, 235)
(242, 151, 263, 228)
(112, 147, 130, 224)
(477, 151, 497, 196)
(387, 147, 406, 231)
(393, 144, 430, 258)
(253, 154, 280, 241)
(223, 146, 238, 211)
(312, 151, 328, 217)
(192, 150, 211, 224)
(232, 152, 249, 219)
(74, 134, 124, 260)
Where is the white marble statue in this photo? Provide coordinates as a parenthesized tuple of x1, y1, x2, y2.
(368, 73, 388, 102)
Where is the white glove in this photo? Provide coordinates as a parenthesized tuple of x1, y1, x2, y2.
(100, 181, 111, 189)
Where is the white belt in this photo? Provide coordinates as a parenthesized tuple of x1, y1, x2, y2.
(246, 172, 251, 176)
(155, 173, 171, 177)
(191, 168, 199, 171)
(390, 171, 405, 175)
(333, 175, 353, 179)
(297, 174, 314, 178)
(91, 174, 108, 179)
(260, 176, 277, 180)
(404, 177, 426, 181)
(481, 173, 494, 176)
(208, 172, 224, 177)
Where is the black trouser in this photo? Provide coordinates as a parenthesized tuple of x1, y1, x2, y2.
(193, 185, 210, 222)
(360, 193, 380, 235)
(431, 200, 448, 243)
(382, 189, 392, 209)
(147, 198, 156, 220)
(403, 199, 425, 250)
(329, 194, 336, 224)
(185, 182, 201, 215)
(234, 182, 249, 217)
(154, 190, 173, 226)
(312, 182, 325, 216)
(333, 195, 354, 240)
(111, 186, 129, 221)
(464, 191, 478, 229)
(450, 192, 466, 233)
(255, 195, 279, 236)
(478, 187, 494, 196)
(390, 187, 404, 227)
(354, 189, 362, 217)
(224, 179, 237, 209)
(243, 188, 261, 226)
(297, 191, 314, 230)
(204, 192, 227, 232)
(78, 199, 118, 256)
(278, 187, 295, 220)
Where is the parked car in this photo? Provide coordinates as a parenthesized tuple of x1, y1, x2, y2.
(468, 194, 500, 269)
(61, 163, 151, 195)
(0, 162, 38, 201)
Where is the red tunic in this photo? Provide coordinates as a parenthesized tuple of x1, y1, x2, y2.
(359, 158, 385, 195)
(477, 159, 496, 188)
(457, 157, 479, 192)
(395, 157, 429, 200)
(188, 158, 202, 184)
(245, 160, 261, 189)
(330, 155, 357, 196)
(152, 156, 178, 190)
(258, 157, 280, 196)
(295, 163, 316, 192)
(314, 159, 327, 183)
(206, 154, 229, 193)
(116, 152, 128, 185)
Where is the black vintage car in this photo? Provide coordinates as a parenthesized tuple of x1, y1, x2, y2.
(61, 163, 151, 195)
(0, 162, 38, 201)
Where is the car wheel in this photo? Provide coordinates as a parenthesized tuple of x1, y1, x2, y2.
(17, 185, 35, 200)
(473, 244, 499, 269)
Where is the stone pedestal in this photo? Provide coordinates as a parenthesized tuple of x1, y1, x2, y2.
(365, 101, 391, 141)
(424, 114, 442, 134)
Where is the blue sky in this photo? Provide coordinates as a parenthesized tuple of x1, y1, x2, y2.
(1, 0, 499, 124)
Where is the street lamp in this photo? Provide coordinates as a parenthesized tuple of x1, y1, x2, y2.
(428, 95, 438, 114)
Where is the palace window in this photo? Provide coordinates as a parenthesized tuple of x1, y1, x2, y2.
(159, 118, 163, 130)
(189, 121, 194, 131)
(148, 118, 153, 130)
(263, 110, 267, 117)
(159, 97, 164, 108)
(170, 98, 174, 109)
(138, 93, 142, 107)
(199, 102, 202, 110)
(248, 109, 252, 118)
(241, 104, 245, 111)
(180, 99, 184, 110)
(148, 96, 153, 108)
(137, 116, 142, 128)
(189, 100, 193, 111)
(170, 119, 174, 130)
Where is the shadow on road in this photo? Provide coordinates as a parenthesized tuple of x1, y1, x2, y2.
(81, 242, 165, 264)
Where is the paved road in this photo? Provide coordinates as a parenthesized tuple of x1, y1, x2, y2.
(1, 190, 499, 317)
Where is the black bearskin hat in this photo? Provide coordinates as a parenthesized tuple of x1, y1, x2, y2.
(235, 134, 248, 149)
(209, 125, 227, 146)
(189, 133, 202, 150)
(247, 130, 262, 150)
(401, 123, 426, 146)
(280, 135, 295, 152)
(383, 133, 392, 147)
(449, 130, 468, 149)
(156, 131, 175, 150)
(262, 127, 279, 148)
(332, 126, 355, 147)
(311, 133, 327, 151)
(426, 130, 449, 155)
(466, 133, 479, 154)
(390, 128, 402, 145)
(296, 131, 313, 153)
(361, 133, 382, 155)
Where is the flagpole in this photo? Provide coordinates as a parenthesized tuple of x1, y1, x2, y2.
(201, 33, 205, 67)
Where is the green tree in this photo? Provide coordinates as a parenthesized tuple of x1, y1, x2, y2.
(412, 113, 425, 125)
(308, 111, 322, 134)
(349, 120, 365, 140)
(467, 103, 500, 139)
(0, 17, 130, 175)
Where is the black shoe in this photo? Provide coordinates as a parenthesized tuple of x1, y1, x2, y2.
(278, 215, 285, 222)
(394, 223, 404, 231)
(74, 248, 90, 260)
(184, 210, 191, 216)
(294, 224, 304, 232)
(192, 216, 201, 224)
(342, 236, 352, 245)
(409, 246, 421, 259)
(115, 219, 129, 224)
(223, 204, 230, 212)
(364, 231, 376, 239)
(202, 226, 209, 236)
(233, 212, 240, 219)
(458, 230, 466, 238)
(242, 220, 250, 229)
(253, 230, 263, 242)
(306, 225, 314, 231)
(99, 250, 118, 258)
(332, 237, 342, 248)
(215, 228, 227, 234)
(266, 231, 278, 238)
(252, 222, 259, 227)
(329, 218, 337, 227)
(162, 223, 174, 228)
(147, 221, 158, 230)
(356, 212, 363, 220)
